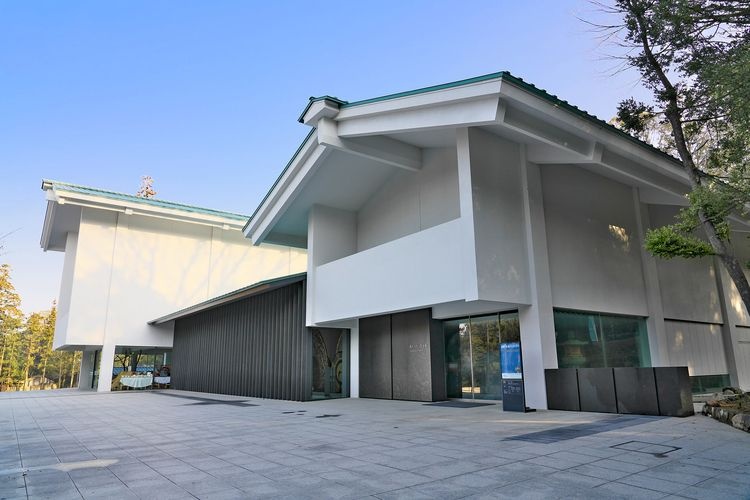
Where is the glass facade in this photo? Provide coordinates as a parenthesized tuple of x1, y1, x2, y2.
(691, 374, 731, 394)
(554, 309, 651, 368)
(111, 348, 172, 390)
(444, 312, 520, 400)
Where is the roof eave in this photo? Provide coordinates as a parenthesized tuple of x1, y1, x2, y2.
(242, 128, 319, 238)
(50, 189, 247, 230)
(148, 272, 307, 325)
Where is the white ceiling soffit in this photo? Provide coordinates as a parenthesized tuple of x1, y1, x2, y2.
(247, 76, 725, 245)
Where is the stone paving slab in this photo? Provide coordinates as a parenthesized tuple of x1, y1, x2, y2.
(0, 389, 749, 499)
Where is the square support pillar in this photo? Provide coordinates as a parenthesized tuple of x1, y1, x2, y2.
(518, 155, 557, 409)
(96, 343, 116, 392)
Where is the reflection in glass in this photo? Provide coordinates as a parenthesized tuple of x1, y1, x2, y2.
(311, 328, 349, 399)
(443, 312, 519, 400)
(110, 348, 172, 390)
(554, 309, 650, 368)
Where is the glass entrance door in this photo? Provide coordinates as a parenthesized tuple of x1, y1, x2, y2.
(444, 312, 519, 400)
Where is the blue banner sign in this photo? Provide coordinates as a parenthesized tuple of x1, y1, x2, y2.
(501, 342, 522, 380)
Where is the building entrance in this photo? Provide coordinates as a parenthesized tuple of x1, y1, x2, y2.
(311, 328, 349, 400)
(444, 312, 520, 400)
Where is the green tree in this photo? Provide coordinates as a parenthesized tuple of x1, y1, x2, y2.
(593, 0, 750, 312)
(39, 305, 56, 380)
(0, 264, 24, 389)
(19, 307, 57, 389)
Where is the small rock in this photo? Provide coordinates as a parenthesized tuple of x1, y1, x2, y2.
(731, 413, 750, 432)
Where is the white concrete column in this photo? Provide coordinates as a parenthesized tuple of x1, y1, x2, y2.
(350, 322, 359, 398)
(95, 212, 127, 392)
(518, 153, 557, 410)
(78, 350, 95, 390)
(306, 205, 357, 326)
(96, 343, 116, 392)
(632, 191, 670, 367)
(456, 128, 479, 301)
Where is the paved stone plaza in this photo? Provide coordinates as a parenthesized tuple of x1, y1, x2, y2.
(0, 390, 749, 499)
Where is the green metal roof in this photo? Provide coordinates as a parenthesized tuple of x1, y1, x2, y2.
(246, 71, 683, 237)
(148, 272, 307, 324)
(309, 71, 680, 165)
(242, 128, 317, 232)
(43, 179, 249, 222)
(297, 95, 347, 123)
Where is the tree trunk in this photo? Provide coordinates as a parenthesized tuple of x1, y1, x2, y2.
(68, 353, 77, 388)
(22, 335, 34, 391)
(630, 3, 750, 317)
(0, 340, 5, 380)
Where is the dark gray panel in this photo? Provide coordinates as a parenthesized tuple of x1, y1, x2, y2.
(545, 369, 580, 411)
(614, 368, 659, 415)
(391, 310, 433, 402)
(359, 315, 392, 399)
(654, 367, 694, 417)
(578, 368, 618, 413)
(172, 280, 312, 401)
(429, 317, 447, 402)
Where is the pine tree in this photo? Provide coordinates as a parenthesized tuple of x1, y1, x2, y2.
(590, 1, 750, 314)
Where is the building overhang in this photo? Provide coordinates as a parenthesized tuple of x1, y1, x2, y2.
(148, 273, 306, 325)
(244, 71, 749, 246)
(40, 180, 250, 252)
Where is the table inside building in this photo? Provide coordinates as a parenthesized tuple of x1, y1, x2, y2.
(119, 375, 153, 389)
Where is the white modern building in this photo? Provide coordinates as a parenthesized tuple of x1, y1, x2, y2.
(40, 180, 306, 392)
(41, 72, 750, 409)
(243, 71, 750, 408)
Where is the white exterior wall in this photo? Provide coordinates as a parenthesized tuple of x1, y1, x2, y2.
(56, 210, 118, 349)
(307, 205, 358, 325)
(52, 232, 79, 349)
(313, 219, 465, 324)
(356, 147, 459, 251)
(664, 320, 727, 376)
(646, 205, 732, 382)
(541, 165, 648, 317)
(715, 236, 750, 388)
(649, 206, 723, 324)
(467, 129, 529, 304)
(53, 206, 306, 390)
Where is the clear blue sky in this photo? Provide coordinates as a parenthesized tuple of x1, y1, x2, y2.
(1, 1, 648, 313)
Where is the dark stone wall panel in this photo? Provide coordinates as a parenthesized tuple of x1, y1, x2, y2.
(614, 367, 659, 415)
(654, 367, 695, 417)
(429, 318, 447, 402)
(171, 280, 311, 401)
(392, 310, 433, 402)
(545, 369, 580, 411)
(578, 367, 618, 413)
(359, 315, 392, 399)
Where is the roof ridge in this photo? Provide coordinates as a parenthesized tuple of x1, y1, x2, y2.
(42, 179, 249, 221)
(337, 70, 679, 165)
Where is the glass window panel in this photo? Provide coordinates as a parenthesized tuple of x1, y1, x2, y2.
(469, 315, 501, 400)
(554, 310, 650, 369)
(443, 319, 463, 398)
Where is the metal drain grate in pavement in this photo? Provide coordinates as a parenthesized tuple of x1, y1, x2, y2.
(611, 440, 681, 457)
(424, 401, 496, 408)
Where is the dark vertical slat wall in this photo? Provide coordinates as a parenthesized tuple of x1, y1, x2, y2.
(171, 280, 312, 401)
